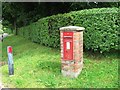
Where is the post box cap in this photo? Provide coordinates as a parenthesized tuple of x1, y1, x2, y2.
(60, 26, 85, 31)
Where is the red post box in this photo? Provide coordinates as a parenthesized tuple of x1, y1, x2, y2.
(63, 32, 73, 60)
(60, 26, 85, 78)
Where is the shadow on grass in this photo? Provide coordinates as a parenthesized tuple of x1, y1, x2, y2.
(84, 50, 119, 61)
(36, 60, 61, 75)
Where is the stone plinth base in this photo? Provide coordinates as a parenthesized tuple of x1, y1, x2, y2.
(61, 60, 83, 78)
(61, 68, 83, 78)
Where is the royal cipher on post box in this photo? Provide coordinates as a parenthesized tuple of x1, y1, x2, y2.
(60, 26, 85, 78)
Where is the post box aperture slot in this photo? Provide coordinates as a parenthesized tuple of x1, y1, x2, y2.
(63, 36, 72, 38)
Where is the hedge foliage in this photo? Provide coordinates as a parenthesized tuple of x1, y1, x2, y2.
(18, 8, 119, 52)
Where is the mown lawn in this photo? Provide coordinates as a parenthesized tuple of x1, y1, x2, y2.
(1, 35, 118, 88)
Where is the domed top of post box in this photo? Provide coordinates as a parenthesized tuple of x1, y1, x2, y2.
(60, 26, 85, 31)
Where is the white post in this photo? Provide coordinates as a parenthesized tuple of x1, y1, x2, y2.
(7, 46, 14, 75)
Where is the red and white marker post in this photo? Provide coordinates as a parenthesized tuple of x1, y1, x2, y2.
(7, 46, 14, 75)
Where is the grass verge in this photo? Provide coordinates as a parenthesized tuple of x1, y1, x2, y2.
(1, 35, 118, 88)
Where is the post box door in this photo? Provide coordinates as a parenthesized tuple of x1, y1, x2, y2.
(63, 37, 73, 60)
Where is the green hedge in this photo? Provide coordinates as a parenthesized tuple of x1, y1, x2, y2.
(18, 8, 119, 53)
